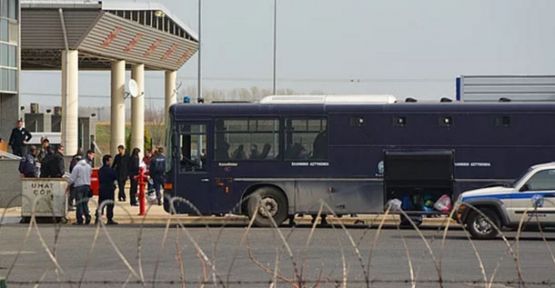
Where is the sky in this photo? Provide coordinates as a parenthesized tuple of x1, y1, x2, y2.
(20, 0, 555, 108)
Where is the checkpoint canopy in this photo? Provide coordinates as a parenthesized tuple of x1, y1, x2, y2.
(20, 0, 199, 71)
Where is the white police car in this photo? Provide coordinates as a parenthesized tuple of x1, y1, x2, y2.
(455, 162, 555, 239)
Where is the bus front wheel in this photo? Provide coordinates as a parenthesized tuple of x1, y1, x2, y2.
(247, 187, 288, 227)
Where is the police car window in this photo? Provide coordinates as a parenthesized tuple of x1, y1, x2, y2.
(525, 169, 555, 191)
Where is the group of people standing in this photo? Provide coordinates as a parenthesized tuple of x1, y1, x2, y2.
(68, 145, 166, 225)
(19, 137, 65, 178)
(6, 119, 167, 225)
(17, 138, 166, 225)
(111, 145, 166, 206)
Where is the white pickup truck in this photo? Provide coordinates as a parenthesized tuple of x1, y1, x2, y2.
(455, 162, 555, 239)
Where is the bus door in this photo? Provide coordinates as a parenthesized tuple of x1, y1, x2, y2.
(176, 122, 211, 213)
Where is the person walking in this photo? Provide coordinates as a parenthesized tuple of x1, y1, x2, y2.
(19, 146, 38, 177)
(128, 148, 140, 206)
(66, 150, 95, 225)
(67, 148, 83, 211)
(95, 155, 118, 225)
(8, 119, 32, 157)
(112, 145, 129, 202)
(149, 147, 166, 206)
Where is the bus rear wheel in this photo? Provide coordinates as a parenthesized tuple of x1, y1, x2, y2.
(247, 187, 288, 227)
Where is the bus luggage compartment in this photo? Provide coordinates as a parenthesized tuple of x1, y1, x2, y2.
(384, 150, 454, 214)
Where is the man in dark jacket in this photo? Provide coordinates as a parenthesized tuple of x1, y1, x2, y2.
(128, 148, 140, 206)
(69, 148, 83, 173)
(19, 146, 38, 177)
(111, 145, 129, 202)
(48, 145, 65, 178)
(37, 137, 51, 163)
(150, 147, 166, 205)
(95, 155, 118, 225)
(8, 120, 32, 156)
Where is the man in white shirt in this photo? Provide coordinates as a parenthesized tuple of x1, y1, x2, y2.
(66, 150, 95, 225)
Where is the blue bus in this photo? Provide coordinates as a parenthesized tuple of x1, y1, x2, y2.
(163, 97, 555, 226)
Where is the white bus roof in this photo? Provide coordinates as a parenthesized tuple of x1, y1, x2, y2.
(259, 95, 397, 104)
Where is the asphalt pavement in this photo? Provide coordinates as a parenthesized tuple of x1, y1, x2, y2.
(1, 223, 555, 287)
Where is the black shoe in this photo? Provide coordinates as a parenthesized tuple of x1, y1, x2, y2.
(107, 220, 119, 225)
(85, 217, 91, 225)
(130, 203, 138, 206)
(157, 200, 162, 206)
(72, 222, 83, 225)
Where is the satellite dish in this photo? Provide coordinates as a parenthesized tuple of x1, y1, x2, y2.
(128, 79, 139, 98)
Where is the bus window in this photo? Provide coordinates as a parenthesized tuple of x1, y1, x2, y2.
(179, 124, 207, 173)
(214, 119, 280, 161)
(285, 118, 327, 160)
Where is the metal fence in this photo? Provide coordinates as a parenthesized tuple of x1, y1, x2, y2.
(1, 195, 555, 287)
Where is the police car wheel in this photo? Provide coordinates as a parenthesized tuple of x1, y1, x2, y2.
(247, 187, 288, 227)
(466, 209, 500, 239)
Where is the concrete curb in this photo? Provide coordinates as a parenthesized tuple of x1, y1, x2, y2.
(66, 214, 458, 227)
(4, 206, 459, 227)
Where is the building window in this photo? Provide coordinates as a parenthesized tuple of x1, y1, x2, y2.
(0, 67, 17, 93)
(146, 11, 152, 26)
(138, 11, 145, 25)
(0, 19, 8, 42)
(8, 20, 17, 43)
(0, 43, 17, 68)
(215, 119, 280, 161)
(0, 0, 7, 19)
(0, 19, 17, 44)
(285, 118, 327, 160)
(8, 0, 18, 20)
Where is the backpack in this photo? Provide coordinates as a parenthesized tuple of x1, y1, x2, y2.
(19, 156, 35, 177)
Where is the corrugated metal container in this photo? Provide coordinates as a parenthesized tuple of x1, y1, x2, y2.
(21, 178, 67, 217)
(457, 75, 555, 102)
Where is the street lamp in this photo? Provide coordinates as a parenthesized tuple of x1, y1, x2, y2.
(272, 0, 277, 95)
(197, 0, 203, 103)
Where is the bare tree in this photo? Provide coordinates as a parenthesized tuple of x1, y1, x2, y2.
(145, 104, 166, 147)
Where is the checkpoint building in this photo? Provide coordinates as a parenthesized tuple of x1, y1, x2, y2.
(0, 0, 19, 143)
(18, 0, 199, 155)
